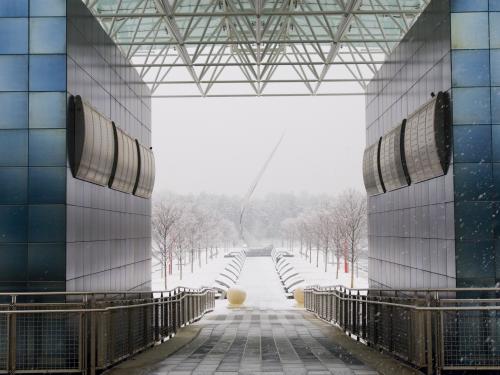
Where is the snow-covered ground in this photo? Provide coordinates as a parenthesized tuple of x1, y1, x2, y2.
(231, 257, 294, 309)
(280, 248, 369, 289)
(151, 249, 239, 290)
(151, 246, 368, 292)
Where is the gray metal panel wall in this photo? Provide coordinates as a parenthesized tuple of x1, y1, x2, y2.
(365, 0, 455, 289)
(66, 0, 152, 292)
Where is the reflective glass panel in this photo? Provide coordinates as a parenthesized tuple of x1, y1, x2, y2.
(30, 18, 66, 54)
(493, 163, 500, 199)
(29, 55, 66, 92)
(29, 167, 66, 203)
(29, 92, 66, 128)
(0, 206, 28, 243)
(451, 0, 489, 12)
(451, 13, 489, 49)
(490, 12, 500, 48)
(28, 205, 65, 242)
(454, 163, 493, 201)
(492, 87, 500, 123)
(28, 243, 65, 281)
(455, 240, 495, 279)
(0, 0, 28, 17)
(0, 130, 28, 166)
(455, 201, 494, 240)
(491, 50, 500, 86)
(491, 0, 500, 11)
(453, 87, 491, 124)
(0, 18, 28, 54)
(453, 125, 492, 162)
(0, 56, 28, 91)
(0, 245, 27, 282)
(30, 0, 66, 16)
(0, 167, 27, 204)
(492, 125, 500, 161)
(0, 93, 28, 129)
(452, 50, 490, 87)
(29, 129, 66, 166)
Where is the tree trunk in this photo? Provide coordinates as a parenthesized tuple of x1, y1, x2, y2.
(164, 258, 168, 289)
(324, 247, 328, 272)
(191, 248, 194, 273)
(350, 259, 354, 288)
(336, 253, 340, 279)
(350, 244, 355, 288)
(179, 255, 183, 280)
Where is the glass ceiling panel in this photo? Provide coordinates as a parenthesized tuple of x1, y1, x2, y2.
(83, 0, 430, 97)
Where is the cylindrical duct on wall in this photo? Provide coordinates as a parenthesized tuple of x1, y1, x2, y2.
(404, 92, 450, 184)
(133, 141, 155, 199)
(72, 95, 115, 186)
(109, 123, 139, 194)
(379, 120, 411, 192)
(362, 137, 385, 196)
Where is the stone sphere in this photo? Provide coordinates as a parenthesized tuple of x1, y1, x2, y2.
(227, 287, 247, 306)
(293, 287, 304, 305)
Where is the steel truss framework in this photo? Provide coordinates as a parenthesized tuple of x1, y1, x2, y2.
(83, 0, 430, 97)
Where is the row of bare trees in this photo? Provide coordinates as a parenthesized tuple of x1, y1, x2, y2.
(279, 189, 367, 288)
(152, 193, 239, 289)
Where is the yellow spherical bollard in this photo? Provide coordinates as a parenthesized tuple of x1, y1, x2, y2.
(227, 287, 247, 306)
(293, 287, 304, 306)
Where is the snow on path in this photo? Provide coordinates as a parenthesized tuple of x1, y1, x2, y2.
(233, 257, 294, 310)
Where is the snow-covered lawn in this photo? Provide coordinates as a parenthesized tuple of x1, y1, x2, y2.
(277, 248, 369, 289)
(151, 247, 368, 291)
(152, 249, 240, 290)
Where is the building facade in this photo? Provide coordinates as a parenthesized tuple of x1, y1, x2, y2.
(366, 0, 500, 289)
(0, 0, 152, 292)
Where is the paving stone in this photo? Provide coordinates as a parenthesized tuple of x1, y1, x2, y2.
(143, 309, 378, 375)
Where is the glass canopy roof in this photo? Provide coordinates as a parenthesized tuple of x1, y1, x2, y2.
(83, 0, 430, 97)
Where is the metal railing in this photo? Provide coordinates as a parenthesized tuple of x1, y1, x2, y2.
(0, 287, 215, 374)
(304, 286, 500, 374)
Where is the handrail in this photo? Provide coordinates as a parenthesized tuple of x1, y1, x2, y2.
(304, 286, 500, 374)
(306, 285, 500, 292)
(0, 286, 216, 374)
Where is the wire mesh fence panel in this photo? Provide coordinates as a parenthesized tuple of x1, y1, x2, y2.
(130, 304, 154, 354)
(15, 312, 81, 371)
(442, 310, 500, 368)
(0, 310, 7, 371)
(390, 306, 411, 360)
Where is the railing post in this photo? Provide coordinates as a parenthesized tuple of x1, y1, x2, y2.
(353, 291, 358, 338)
(155, 295, 160, 342)
(172, 292, 178, 335)
(89, 295, 96, 375)
(425, 292, 433, 375)
(7, 296, 16, 375)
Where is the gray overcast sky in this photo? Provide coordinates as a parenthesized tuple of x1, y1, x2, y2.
(151, 95, 366, 197)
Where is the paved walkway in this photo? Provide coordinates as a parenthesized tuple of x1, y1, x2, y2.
(147, 309, 378, 375)
(143, 259, 379, 375)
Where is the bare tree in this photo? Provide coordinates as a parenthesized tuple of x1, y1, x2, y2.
(152, 200, 182, 289)
(335, 189, 367, 288)
(316, 200, 335, 273)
